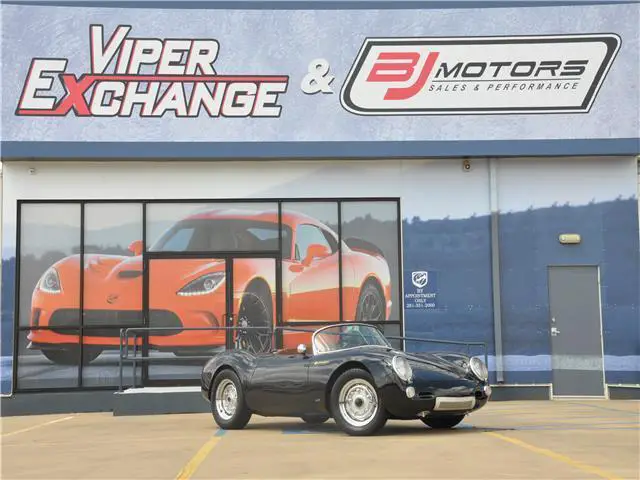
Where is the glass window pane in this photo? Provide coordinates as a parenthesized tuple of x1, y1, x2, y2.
(380, 323, 403, 350)
(146, 203, 279, 252)
(19, 204, 81, 328)
(281, 203, 340, 323)
(82, 203, 144, 387)
(147, 258, 227, 382)
(17, 328, 79, 389)
(81, 327, 137, 387)
(233, 258, 276, 354)
(280, 324, 331, 350)
(83, 203, 144, 326)
(341, 201, 400, 322)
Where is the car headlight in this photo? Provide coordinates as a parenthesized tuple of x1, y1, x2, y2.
(177, 272, 225, 296)
(469, 357, 488, 381)
(392, 355, 413, 382)
(38, 267, 61, 294)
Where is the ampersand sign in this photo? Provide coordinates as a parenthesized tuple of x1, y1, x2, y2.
(301, 58, 335, 94)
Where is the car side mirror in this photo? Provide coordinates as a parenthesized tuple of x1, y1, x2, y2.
(302, 243, 330, 266)
(297, 344, 307, 356)
(128, 240, 143, 256)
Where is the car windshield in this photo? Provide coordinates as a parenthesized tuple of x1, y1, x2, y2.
(149, 218, 292, 256)
(312, 324, 391, 354)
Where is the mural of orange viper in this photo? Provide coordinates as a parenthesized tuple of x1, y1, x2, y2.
(27, 209, 392, 364)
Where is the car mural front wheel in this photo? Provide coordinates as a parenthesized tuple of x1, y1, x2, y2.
(210, 369, 252, 430)
(355, 281, 385, 322)
(421, 414, 465, 429)
(330, 368, 387, 436)
(235, 284, 273, 354)
(41, 347, 102, 366)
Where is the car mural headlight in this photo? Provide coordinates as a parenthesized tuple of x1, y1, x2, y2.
(469, 357, 488, 381)
(392, 355, 413, 382)
(177, 272, 225, 296)
(38, 267, 61, 294)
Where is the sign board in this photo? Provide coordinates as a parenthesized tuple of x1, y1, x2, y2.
(404, 270, 439, 311)
(1, 3, 638, 156)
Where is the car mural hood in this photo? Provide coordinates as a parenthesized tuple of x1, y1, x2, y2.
(82, 254, 226, 283)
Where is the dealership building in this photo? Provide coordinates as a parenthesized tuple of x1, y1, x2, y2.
(1, 0, 639, 412)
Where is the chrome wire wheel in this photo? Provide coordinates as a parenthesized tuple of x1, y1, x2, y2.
(338, 378, 379, 427)
(215, 379, 238, 421)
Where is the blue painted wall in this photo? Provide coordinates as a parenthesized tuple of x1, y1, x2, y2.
(402, 197, 640, 385)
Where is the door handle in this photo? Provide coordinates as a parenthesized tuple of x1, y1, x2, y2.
(551, 326, 560, 336)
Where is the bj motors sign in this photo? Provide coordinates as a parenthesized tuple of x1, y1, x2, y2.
(340, 34, 621, 115)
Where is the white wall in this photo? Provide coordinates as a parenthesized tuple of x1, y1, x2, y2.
(1, 158, 492, 249)
(2, 156, 636, 254)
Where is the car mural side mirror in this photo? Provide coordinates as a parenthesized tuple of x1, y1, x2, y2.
(297, 344, 308, 356)
(128, 240, 143, 256)
(302, 243, 330, 266)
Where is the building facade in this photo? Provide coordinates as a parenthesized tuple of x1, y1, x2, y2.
(1, 0, 639, 402)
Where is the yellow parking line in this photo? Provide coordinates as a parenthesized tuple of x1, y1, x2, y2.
(486, 432, 623, 480)
(175, 432, 224, 480)
(2, 415, 74, 437)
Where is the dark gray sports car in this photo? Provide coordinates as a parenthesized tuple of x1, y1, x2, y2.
(201, 323, 491, 436)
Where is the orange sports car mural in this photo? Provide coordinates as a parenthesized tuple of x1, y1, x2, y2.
(27, 209, 392, 364)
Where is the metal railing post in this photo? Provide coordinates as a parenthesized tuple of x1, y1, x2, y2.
(118, 328, 124, 392)
(132, 334, 138, 389)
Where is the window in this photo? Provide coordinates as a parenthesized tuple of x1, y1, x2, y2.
(13, 198, 401, 392)
(158, 227, 196, 251)
(295, 224, 332, 260)
(82, 203, 143, 387)
(341, 201, 400, 322)
(146, 202, 279, 252)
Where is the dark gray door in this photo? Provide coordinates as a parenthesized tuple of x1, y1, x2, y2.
(548, 266, 605, 397)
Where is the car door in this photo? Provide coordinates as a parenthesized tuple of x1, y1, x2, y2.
(284, 223, 340, 322)
(244, 352, 312, 415)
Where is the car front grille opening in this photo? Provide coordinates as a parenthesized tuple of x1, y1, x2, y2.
(49, 309, 183, 336)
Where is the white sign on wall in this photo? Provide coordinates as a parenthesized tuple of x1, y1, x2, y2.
(15, 25, 289, 119)
(341, 34, 620, 115)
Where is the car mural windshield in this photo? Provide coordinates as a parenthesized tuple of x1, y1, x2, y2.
(312, 324, 391, 354)
(149, 219, 292, 256)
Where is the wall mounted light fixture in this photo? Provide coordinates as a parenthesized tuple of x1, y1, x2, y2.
(559, 233, 581, 244)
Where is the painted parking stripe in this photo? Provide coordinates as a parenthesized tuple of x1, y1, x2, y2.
(2, 416, 75, 437)
(486, 432, 624, 480)
(174, 429, 226, 480)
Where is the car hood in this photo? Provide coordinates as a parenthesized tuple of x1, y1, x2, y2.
(401, 351, 470, 377)
(356, 346, 470, 377)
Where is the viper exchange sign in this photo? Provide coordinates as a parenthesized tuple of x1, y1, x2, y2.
(340, 34, 621, 115)
(15, 25, 289, 118)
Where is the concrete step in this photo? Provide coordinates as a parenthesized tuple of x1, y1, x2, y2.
(113, 386, 210, 416)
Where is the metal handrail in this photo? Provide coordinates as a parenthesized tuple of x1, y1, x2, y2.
(118, 325, 276, 391)
(117, 324, 489, 391)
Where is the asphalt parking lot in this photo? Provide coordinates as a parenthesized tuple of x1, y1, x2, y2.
(1, 400, 638, 480)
